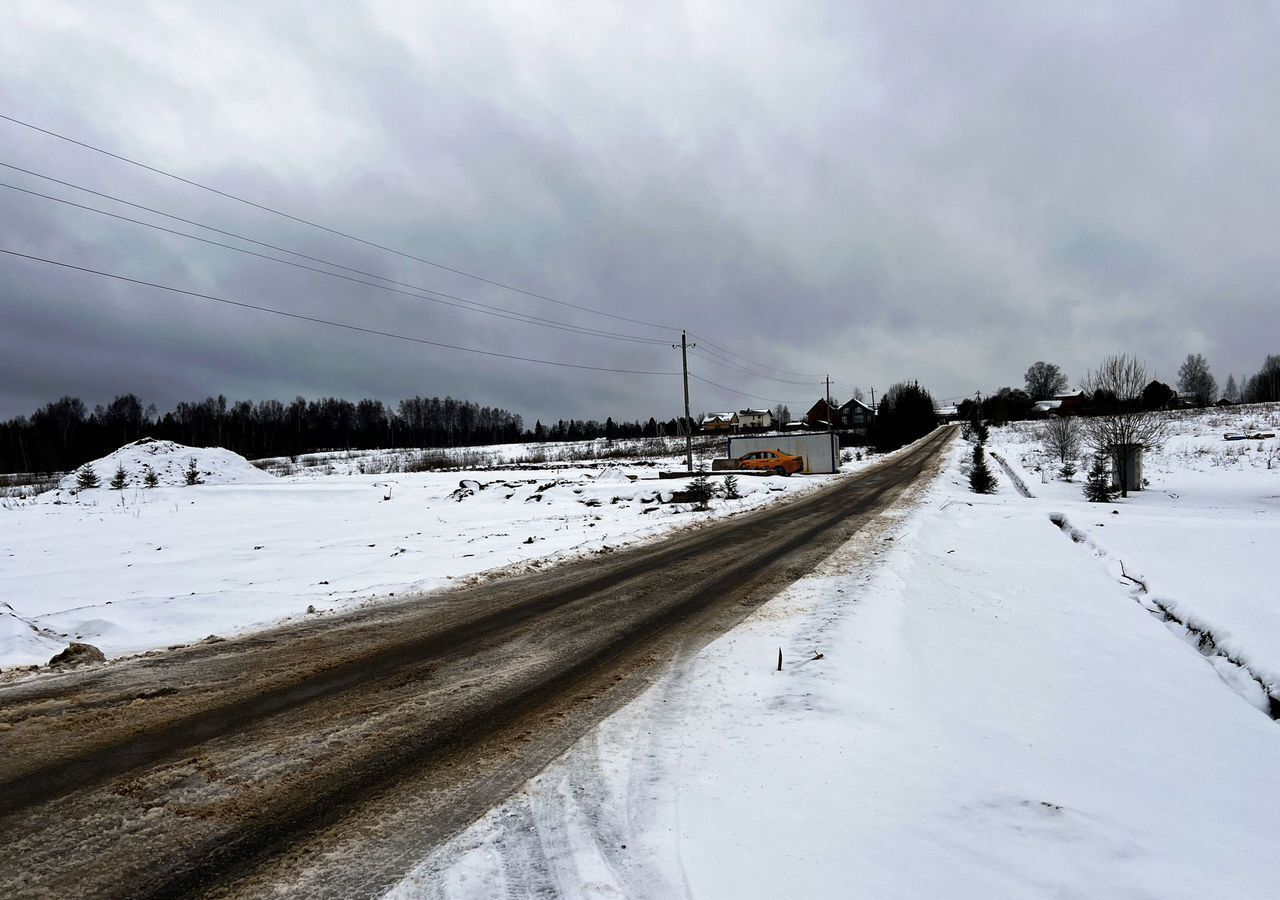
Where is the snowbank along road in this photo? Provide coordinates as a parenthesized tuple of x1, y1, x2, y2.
(0, 427, 954, 899)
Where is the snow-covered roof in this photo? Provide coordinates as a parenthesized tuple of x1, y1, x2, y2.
(701, 412, 737, 424)
(1033, 400, 1063, 412)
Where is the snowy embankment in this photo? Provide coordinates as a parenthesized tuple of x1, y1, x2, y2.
(0, 439, 873, 669)
(390, 427, 1280, 899)
(986, 403, 1280, 696)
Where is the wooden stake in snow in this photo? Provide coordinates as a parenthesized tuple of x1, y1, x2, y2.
(777, 647, 783, 671)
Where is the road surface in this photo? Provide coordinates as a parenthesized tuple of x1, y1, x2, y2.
(0, 428, 952, 898)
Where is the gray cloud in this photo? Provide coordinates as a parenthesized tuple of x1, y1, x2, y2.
(2, 0, 1277, 424)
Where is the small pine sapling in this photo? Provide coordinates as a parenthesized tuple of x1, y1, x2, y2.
(975, 420, 990, 445)
(110, 463, 128, 490)
(968, 444, 998, 494)
(722, 473, 741, 499)
(75, 464, 100, 490)
(1058, 460, 1077, 482)
(1083, 455, 1116, 502)
(184, 457, 203, 486)
(688, 470, 714, 510)
(143, 464, 160, 488)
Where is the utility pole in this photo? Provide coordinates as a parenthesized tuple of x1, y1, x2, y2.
(825, 375, 832, 428)
(674, 330, 696, 471)
(870, 386, 876, 411)
(825, 374, 836, 472)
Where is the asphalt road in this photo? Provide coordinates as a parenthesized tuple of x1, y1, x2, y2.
(0, 427, 953, 899)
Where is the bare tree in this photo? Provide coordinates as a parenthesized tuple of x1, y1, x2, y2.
(1080, 354, 1168, 497)
(1041, 416, 1081, 464)
(1082, 353, 1148, 402)
(1177, 353, 1218, 406)
(1024, 361, 1070, 401)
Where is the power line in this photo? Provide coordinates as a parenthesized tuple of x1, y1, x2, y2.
(688, 332, 823, 379)
(0, 166, 670, 346)
(0, 178, 670, 347)
(0, 248, 682, 377)
(687, 347, 819, 385)
(691, 339, 824, 381)
(0, 111, 674, 331)
(0, 115, 829, 382)
(688, 372, 812, 406)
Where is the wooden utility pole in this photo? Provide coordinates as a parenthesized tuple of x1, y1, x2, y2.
(674, 330, 696, 471)
(825, 375, 832, 427)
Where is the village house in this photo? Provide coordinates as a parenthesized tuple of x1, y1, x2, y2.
(1034, 390, 1088, 416)
(700, 412, 738, 432)
(736, 408, 775, 431)
(804, 399, 836, 428)
(838, 398, 875, 431)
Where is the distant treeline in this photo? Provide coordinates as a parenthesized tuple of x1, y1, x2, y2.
(0, 393, 691, 474)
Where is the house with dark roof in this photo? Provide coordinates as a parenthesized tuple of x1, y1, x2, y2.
(804, 399, 836, 428)
(838, 398, 875, 431)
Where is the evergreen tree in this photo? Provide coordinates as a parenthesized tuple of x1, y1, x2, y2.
(143, 464, 160, 488)
(969, 444, 997, 494)
(1058, 460, 1078, 482)
(1084, 455, 1116, 502)
(110, 463, 128, 490)
(873, 381, 939, 450)
(1224, 374, 1240, 403)
(184, 457, 203, 486)
(687, 470, 714, 510)
(722, 473, 741, 499)
(75, 463, 99, 490)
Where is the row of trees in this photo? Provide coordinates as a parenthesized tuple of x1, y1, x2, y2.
(966, 352, 1278, 427)
(0, 393, 699, 475)
(873, 382, 939, 450)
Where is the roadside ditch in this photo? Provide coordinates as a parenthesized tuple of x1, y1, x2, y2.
(1048, 511, 1279, 721)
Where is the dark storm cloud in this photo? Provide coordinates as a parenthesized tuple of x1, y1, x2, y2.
(2, 0, 1278, 424)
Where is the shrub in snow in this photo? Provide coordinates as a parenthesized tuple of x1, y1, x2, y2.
(1084, 455, 1117, 503)
(968, 445, 998, 494)
(110, 463, 128, 491)
(1059, 460, 1078, 481)
(687, 471, 714, 510)
(75, 464, 99, 490)
(1041, 416, 1081, 465)
(184, 457, 203, 486)
(722, 474, 741, 499)
(143, 465, 159, 488)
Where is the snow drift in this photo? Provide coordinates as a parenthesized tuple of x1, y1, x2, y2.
(50, 438, 275, 495)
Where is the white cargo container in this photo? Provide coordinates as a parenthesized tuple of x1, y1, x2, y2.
(726, 432, 840, 475)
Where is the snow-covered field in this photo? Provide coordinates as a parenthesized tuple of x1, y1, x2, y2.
(252, 435, 723, 479)
(390, 407, 1280, 899)
(986, 403, 1280, 698)
(0, 437, 874, 669)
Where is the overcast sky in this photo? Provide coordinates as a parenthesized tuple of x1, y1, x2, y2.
(2, 1, 1277, 424)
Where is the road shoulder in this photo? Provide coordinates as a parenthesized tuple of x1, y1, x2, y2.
(392, 439, 1280, 899)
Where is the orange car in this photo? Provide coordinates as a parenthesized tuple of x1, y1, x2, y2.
(736, 449, 804, 476)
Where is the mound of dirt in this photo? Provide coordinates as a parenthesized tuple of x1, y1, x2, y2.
(49, 642, 106, 669)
